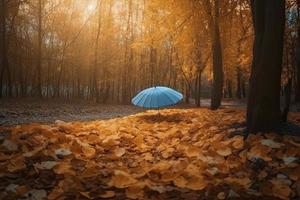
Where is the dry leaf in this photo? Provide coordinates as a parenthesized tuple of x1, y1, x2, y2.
(2, 139, 18, 151)
(53, 162, 75, 175)
(217, 192, 226, 199)
(24, 189, 47, 200)
(55, 148, 72, 156)
(125, 186, 144, 199)
(109, 170, 138, 188)
(231, 136, 244, 149)
(34, 161, 58, 170)
(224, 177, 252, 188)
(261, 139, 282, 149)
(173, 176, 188, 188)
(282, 157, 298, 165)
(99, 191, 115, 198)
(270, 178, 292, 200)
(185, 175, 207, 190)
(81, 145, 96, 158)
(114, 147, 126, 157)
(7, 156, 26, 172)
(23, 145, 46, 157)
(216, 147, 232, 157)
(185, 145, 200, 157)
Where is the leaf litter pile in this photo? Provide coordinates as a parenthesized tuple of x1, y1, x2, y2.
(0, 108, 300, 200)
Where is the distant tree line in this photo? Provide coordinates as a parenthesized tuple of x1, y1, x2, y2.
(0, 0, 299, 119)
(0, 0, 252, 106)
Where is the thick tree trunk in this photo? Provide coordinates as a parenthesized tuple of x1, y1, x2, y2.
(210, 1, 223, 110)
(247, 0, 285, 132)
(296, 1, 300, 102)
(296, 36, 300, 102)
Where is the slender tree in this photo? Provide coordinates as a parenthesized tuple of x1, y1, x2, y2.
(247, 0, 285, 132)
(36, 0, 43, 97)
(203, 0, 223, 110)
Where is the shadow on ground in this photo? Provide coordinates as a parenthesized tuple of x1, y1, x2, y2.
(138, 113, 186, 123)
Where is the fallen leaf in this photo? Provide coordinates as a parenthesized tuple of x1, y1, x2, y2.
(185, 175, 207, 190)
(217, 192, 226, 199)
(185, 145, 200, 157)
(114, 147, 126, 157)
(125, 186, 144, 199)
(216, 147, 232, 157)
(53, 162, 75, 175)
(231, 136, 244, 149)
(282, 157, 298, 165)
(24, 189, 47, 200)
(173, 176, 188, 188)
(34, 161, 58, 170)
(6, 184, 18, 193)
(99, 191, 115, 198)
(7, 156, 26, 172)
(81, 145, 96, 158)
(228, 189, 240, 198)
(23, 145, 46, 157)
(55, 148, 72, 156)
(261, 139, 282, 149)
(270, 178, 292, 200)
(2, 139, 18, 151)
(109, 170, 138, 188)
(224, 177, 252, 188)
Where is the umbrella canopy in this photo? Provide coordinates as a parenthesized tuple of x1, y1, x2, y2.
(132, 86, 183, 109)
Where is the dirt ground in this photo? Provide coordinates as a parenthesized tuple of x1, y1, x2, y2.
(0, 98, 144, 126)
(0, 98, 299, 126)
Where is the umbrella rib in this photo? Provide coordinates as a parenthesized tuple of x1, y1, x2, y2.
(148, 88, 156, 108)
(161, 91, 176, 105)
(165, 89, 183, 102)
(134, 91, 148, 106)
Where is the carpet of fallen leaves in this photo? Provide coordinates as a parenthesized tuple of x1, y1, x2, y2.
(0, 108, 300, 200)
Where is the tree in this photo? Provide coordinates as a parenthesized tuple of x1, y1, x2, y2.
(295, 0, 300, 103)
(247, 0, 285, 132)
(36, 0, 43, 97)
(0, 0, 12, 97)
(202, 0, 223, 110)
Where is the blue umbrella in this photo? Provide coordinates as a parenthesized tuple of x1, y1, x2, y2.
(132, 86, 183, 109)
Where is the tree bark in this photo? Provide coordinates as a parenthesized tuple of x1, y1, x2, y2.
(210, 0, 223, 110)
(36, 0, 43, 97)
(295, 0, 300, 102)
(195, 70, 202, 107)
(247, 0, 285, 132)
(0, 0, 12, 97)
(236, 66, 242, 99)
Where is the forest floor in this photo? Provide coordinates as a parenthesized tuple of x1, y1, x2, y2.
(0, 108, 300, 199)
(0, 98, 299, 126)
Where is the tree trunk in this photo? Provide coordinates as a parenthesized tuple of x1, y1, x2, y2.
(236, 66, 242, 99)
(296, 0, 300, 102)
(210, 0, 223, 110)
(0, 0, 12, 97)
(195, 70, 202, 107)
(36, 0, 42, 97)
(93, 0, 102, 103)
(247, 0, 285, 132)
